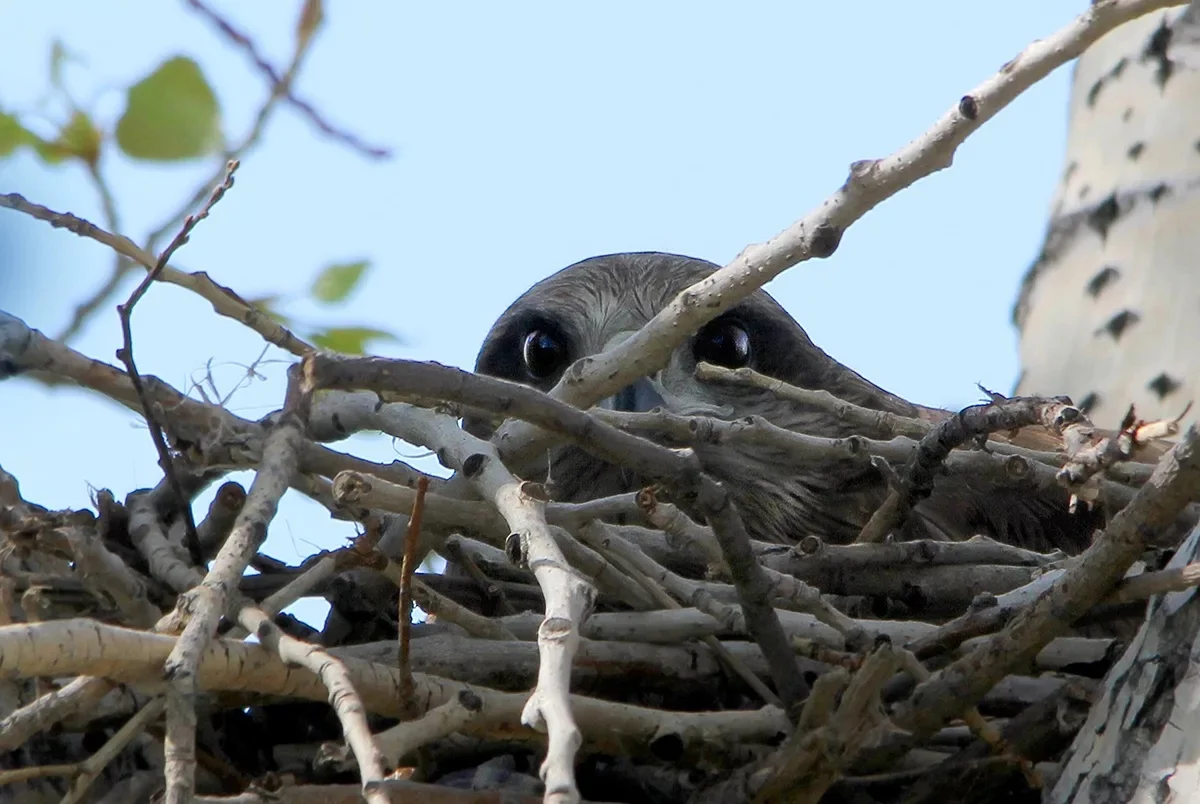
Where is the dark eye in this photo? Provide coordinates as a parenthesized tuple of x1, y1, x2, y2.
(522, 329, 568, 380)
(693, 320, 751, 369)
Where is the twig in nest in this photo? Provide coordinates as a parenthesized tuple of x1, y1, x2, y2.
(113, 160, 239, 566)
(443, 534, 517, 616)
(894, 647, 1040, 790)
(195, 481, 246, 560)
(160, 360, 307, 804)
(59, 697, 167, 804)
(888, 425, 1200, 751)
(594, 534, 782, 707)
(695, 362, 934, 440)
(305, 353, 810, 709)
(855, 391, 1080, 544)
(398, 476, 430, 718)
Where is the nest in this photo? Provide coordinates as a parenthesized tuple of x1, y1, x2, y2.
(2, 3, 1199, 802)
(3, 303, 1198, 803)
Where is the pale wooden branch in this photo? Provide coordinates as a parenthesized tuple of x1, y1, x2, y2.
(59, 696, 167, 804)
(891, 425, 1200, 747)
(306, 392, 594, 803)
(483, 0, 1190, 475)
(695, 362, 933, 440)
(0, 618, 793, 761)
(0, 193, 312, 355)
(0, 310, 437, 492)
(160, 369, 306, 804)
(237, 607, 388, 804)
(372, 688, 484, 767)
(305, 354, 810, 709)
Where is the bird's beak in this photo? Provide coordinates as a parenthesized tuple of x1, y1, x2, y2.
(606, 377, 666, 412)
(595, 331, 667, 413)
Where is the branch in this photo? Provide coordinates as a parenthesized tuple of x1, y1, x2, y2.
(855, 393, 1080, 543)
(305, 354, 810, 709)
(0, 194, 313, 355)
(0, 618, 793, 762)
(889, 425, 1200, 746)
(115, 160, 239, 566)
(183, 0, 391, 160)
(159, 366, 307, 804)
(482, 0, 1188, 473)
(398, 476, 430, 717)
(0, 310, 434, 493)
(301, 386, 595, 802)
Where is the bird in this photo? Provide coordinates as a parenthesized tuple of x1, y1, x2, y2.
(467, 251, 1102, 555)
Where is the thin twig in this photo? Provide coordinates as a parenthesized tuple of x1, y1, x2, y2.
(443, 534, 518, 616)
(889, 426, 1200, 750)
(113, 160, 239, 566)
(184, 0, 391, 160)
(855, 392, 1080, 544)
(398, 476, 429, 718)
(305, 354, 810, 709)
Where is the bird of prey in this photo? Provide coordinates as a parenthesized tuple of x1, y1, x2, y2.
(469, 251, 1100, 554)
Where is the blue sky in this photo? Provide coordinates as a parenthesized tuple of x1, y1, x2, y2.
(1, 2, 1087, 626)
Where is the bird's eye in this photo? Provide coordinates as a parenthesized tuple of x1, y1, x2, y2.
(522, 329, 568, 380)
(693, 320, 751, 369)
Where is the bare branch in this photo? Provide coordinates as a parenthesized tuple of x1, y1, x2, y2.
(115, 160, 239, 566)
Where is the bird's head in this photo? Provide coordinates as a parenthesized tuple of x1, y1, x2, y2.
(469, 252, 916, 434)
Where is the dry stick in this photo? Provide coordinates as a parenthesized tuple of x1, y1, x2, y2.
(114, 160, 239, 566)
(906, 557, 1200, 662)
(305, 354, 810, 709)
(134, 486, 388, 799)
(598, 541, 782, 707)
(443, 535, 518, 616)
(372, 689, 484, 768)
(196, 481, 246, 559)
(892, 649, 1040, 790)
(184, 0, 390, 160)
(398, 476, 430, 718)
(695, 363, 934, 440)
(480, 0, 1187, 478)
(0, 619, 792, 764)
(0, 196, 312, 356)
(236, 608, 388, 804)
(59, 697, 168, 804)
(0, 310, 438, 497)
(887, 426, 1200, 751)
(409, 576, 520, 641)
(855, 393, 1080, 544)
(160, 366, 307, 804)
(306, 391, 596, 802)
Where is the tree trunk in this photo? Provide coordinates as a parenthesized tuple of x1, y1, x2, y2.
(1018, 4, 1200, 802)
(1013, 3, 1200, 429)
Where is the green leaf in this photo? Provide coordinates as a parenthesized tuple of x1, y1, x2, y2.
(49, 110, 102, 166)
(310, 260, 370, 304)
(116, 56, 222, 161)
(0, 112, 33, 158)
(310, 326, 398, 355)
(0, 111, 72, 165)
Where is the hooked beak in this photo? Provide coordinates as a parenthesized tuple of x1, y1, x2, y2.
(604, 377, 666, 412)
(594, 330, 667, 413)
